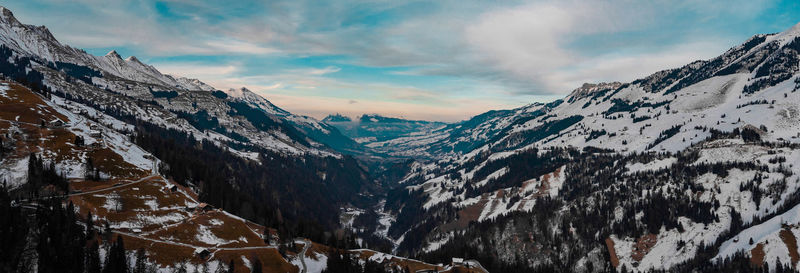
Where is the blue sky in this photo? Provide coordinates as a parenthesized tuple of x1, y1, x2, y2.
(4, 0, 800, 121)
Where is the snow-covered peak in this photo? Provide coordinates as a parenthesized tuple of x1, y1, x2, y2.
(172, 76, 217, 91)
(322, 114, 353, 123)
(90, 49, 220, 91)
(124, 55, 139, 63)
(31, 25, 56, 41)
(225, 87, 251, 98)
(0, 6, 220, 92)
(225, 87, 290, 116)
(124, 55, 164, 75)
(780, 21, 800, 37)
(104, 50, 122, 60)
(769, 21, 800, 45)
(0, 5, 81, 62)
(566, 82, 622, 101)
(222, 87, 346, 141)
(790, 21, 800, 32)
(0, 6, 18, 24)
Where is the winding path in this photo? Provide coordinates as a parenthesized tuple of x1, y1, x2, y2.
(16, 174, 158, 203)
(298, 239, 311, 273)
(112, 229, 279, 251)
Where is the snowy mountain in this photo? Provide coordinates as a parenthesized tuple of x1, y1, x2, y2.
(4, 3, 800, 272)
(0, 79, 477, 273)
(367, 22, 800, 272)
(0, 0, 381, 241)
(368, 24, 800, 161)
(0, 6, 359, 157)
(0, 5, 490, 273)
(0, 6, 372, 158)
(0, 7, 214, 92)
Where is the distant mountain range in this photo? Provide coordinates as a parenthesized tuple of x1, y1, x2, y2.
(322, 114, 446, 153)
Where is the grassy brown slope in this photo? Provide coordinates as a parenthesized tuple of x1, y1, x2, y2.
(2, 82, 473, 273)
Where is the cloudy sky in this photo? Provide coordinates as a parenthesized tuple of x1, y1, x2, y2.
(5, 0, 800, 121)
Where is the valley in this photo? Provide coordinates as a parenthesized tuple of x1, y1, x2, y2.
(1, 3, 800, 273)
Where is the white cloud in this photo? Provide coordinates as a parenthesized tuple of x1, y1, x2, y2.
(451, 0, 779, 95)
(258, 92, 518, 122)
(460, 0, 716, 93)
(542, 41, 728, 91)
(288, 66, 341, 76)
(464, 2, 578, 77)
(4, 0, 786, 121)
(153, 63, 238, 78)
(202, 39, 280, 55)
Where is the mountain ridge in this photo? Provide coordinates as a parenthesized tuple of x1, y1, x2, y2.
(0, 5, 375, 158)
(2, 3, 800, 272)
(0, 2, 379, 241)
(367, 20, 800, 272)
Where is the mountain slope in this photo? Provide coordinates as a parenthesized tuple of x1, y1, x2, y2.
(0, 81, 484, 273)
(0, 7, 212, 92)
(369, 24, 800, 160)
(0, 3, 385, 239)
(4, 3, 800, 272)
(374, 22, 800, 272)
(225, 87, 366, 154)
(0, 5, 364, 158)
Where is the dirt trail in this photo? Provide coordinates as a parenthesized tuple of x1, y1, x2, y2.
(780, 228, 799, 267)
(605, 238, 619, 268)
(17, 174, 157, 203)
(751, 243, 765, 266)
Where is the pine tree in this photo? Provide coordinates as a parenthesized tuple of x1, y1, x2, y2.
(103, 235, 128, 273)
(214, 261, 226, 273)
(66, 202, 86, 273)
(86, 211, 95, 239)
(86, 241, 102, 273)
(173, 260, 188, 273)
(251, 257, 262, 273)
(85, 157, 95, 181)
(227, 260, 235, 273)
(0, 182, 30, 272)
(134, 248, 147, 273)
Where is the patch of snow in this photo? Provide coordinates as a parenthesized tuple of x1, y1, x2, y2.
(626, 157, 678, 174)
(715, 202, 800, 263)
(0, 158, 28, 189)
(195, 225, 235, 246)
(143, 199, 158, 211)
(306, 252, 328, 273)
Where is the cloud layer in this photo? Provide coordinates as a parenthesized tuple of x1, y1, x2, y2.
(4, 0, 799, 121)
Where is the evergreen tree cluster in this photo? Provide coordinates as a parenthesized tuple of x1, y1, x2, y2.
(410, 139, 800, 272)
(0, 183, 162, 273)
(322, 250, 394, 273)
(25, 153, 69, 195)
(132, 121, 375, 240)
(0, 45, 46, 93)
